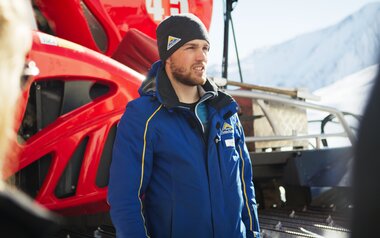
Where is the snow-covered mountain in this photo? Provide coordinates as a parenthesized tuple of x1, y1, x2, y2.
(209, 2, 380, 91)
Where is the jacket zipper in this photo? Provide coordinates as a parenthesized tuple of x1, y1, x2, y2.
(214, 136, 223, 183)
(194, 93, 213, 134)
(214, 121, 222, 185)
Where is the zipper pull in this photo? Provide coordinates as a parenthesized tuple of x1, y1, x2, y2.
(215, 122, 221, 144)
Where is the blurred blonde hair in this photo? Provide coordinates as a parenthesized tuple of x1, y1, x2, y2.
(0, 0, 33, 178)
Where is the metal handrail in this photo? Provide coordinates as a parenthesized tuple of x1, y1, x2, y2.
(245, 132, 347, 142)
(226, 89, 357, 146)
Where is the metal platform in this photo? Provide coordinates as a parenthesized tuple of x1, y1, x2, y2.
(259, 206, 351, 238)
(51, 205, 351, 238)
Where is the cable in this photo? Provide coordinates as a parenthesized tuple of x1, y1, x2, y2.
(230, 16, 243, 83)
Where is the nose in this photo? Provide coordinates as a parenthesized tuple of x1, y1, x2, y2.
(196, 48, 208, 62)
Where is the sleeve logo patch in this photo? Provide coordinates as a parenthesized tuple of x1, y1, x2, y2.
(221, 122, 233, 135)
(167, 36, 181, 50)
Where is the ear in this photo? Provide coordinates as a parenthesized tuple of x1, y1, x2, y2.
(163, 58, 170, 73)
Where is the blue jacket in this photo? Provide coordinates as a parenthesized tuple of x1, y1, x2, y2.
(108, 61, 260, 238)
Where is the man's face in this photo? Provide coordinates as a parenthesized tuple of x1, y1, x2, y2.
(166, 39, 210, 86)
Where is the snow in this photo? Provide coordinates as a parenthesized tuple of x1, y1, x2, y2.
(306, 65, 378, 147)
(313, 64, 378, 115)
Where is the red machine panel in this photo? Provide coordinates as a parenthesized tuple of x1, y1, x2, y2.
(6, 0, 213, 216)
(34, 0, 213, 56)
(7, 31, 144, 214)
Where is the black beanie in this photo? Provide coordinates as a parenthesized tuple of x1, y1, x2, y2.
(156, 13, 209, 62)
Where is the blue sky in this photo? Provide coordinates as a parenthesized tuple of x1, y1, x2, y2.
(208, 0, 379, 66)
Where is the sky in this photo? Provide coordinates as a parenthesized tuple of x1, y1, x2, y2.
(208, 0, 380, 67)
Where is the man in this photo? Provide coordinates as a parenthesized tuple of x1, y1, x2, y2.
(108, 13, 260, 238)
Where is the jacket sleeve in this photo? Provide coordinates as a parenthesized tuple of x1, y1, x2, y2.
(107, 101, 155, 238)
(234, 115, 261, 238)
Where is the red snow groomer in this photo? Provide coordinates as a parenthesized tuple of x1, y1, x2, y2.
(6, 0, 212, 218)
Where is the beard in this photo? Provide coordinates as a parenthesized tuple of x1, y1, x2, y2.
(169, 61, 206, 86)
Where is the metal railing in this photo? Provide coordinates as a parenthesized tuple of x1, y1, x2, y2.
(226, 89, 357, 147)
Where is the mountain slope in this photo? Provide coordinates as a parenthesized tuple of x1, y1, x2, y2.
(210, 3, 380, 91)
(313, 64, 378, 115)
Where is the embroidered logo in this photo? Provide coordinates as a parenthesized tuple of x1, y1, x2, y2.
(221, 122, 233, 135)
(167, 35, 181, 50)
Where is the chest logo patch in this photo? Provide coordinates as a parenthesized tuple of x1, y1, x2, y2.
(221, 122, 233, 135)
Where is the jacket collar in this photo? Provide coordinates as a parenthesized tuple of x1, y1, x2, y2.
(139, 61, 238, 114)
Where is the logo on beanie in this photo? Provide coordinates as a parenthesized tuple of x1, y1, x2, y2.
(167, 35, 181, 51)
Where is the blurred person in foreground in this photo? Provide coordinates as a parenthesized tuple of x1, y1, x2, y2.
(0, 0, 59, 237)
(108, 13, 260, 238)
(351, 63, 380, 237)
